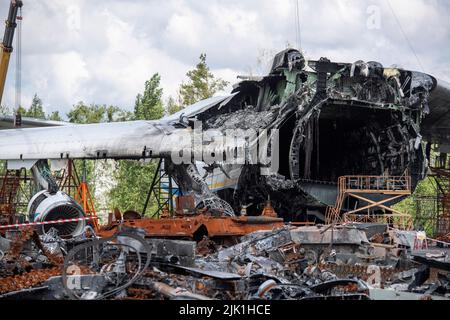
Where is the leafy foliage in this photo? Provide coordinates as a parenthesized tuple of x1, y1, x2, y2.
(26, 94, 46, 119)
(48, 111, 63, 121)
(109, 160, 159, 213)
(0, 160, 5, 175)
(7, 94, 46, 119)
(166, 96, 183, 115)
(67, 102, 132, 124)
(0, 105, 9, 115)
(134, 73, 165, 120)
(178, 53, 229, 106)
(393, 177, 437, 233)
(65, 101, 131, 210)
(109, 73, 166, 214)
(394, 178, 435, 214)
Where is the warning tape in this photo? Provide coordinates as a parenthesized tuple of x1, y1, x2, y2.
(0, 216, 98, 230)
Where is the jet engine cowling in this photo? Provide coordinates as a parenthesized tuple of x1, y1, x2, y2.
(27, 190, 86, 237)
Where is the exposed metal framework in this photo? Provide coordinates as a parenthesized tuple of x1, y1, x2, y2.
(57, 160, 99, 231)
(57, 160, 81, 198)
(412, 153, 450, 237)
(413, 195, 439, 235)
(429, 167, 450, 236)
(326, 172, 413, 229)
(142, 158, 179, 218)
(0, 168, 32, 224)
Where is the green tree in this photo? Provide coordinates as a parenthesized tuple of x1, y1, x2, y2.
(66, 102, 131, 211)
(166, 96, 183, 115)
(178, 53, 229, 106)
(48, 111, 62, 121)
(105, 106, 120, 122)
(114, 109, 134, 122)
(134, 73, 165, 120)
(0, 105, 9, 116)
(110, 61, 228, 214)
(110, 73, 167, 214)
(0, 160, 5, 177)
(67, 102, 107, 124)
(109, 160, 159, 213)
(16, 105, 27, 116)
(66, 102, 132, 124)
(26, 94, 46, 119)
(393, 176, 437, 233)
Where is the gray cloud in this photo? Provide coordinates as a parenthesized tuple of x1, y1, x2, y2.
(1, 0, 449, 116)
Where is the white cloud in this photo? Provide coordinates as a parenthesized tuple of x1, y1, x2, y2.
(0, 0, 448, 116)
(165, 6, 204, 49)
(50, 51, 90, 104)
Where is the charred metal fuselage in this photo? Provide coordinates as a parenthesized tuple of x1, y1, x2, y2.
(0, 49, 446, 223)
(190, 49, 436, 220)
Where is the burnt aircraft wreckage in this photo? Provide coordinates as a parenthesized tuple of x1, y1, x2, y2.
(0, 49, 449, 231)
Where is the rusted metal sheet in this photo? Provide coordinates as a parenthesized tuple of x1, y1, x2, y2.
(0, 268, 60, 295)
(99, 214, 284, 239)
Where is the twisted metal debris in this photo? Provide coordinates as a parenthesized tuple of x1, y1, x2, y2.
(1, 222, 448, 300)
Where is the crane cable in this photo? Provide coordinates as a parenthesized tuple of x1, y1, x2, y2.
(15, 5, 22, 112)
(294, 0, 302, 51)
(386, 0, 424, 72)
(13, 5, 22, 127)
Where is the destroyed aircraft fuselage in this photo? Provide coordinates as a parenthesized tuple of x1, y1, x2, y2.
(179, 49, 437, 219)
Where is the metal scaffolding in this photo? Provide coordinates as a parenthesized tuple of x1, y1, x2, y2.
(142, 158, 179, 218)
(428, 167, 450, 237)
(0, 168, 32, 225)
(326, 172, 413, 229)
(57, 160, 99, 231)
(412, 153, 450, 237)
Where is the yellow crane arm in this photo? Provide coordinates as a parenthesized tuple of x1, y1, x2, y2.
(0, 0, 23, 106)
(0, 47, 12, 103)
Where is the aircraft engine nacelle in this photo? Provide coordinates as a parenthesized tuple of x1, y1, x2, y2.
(27, 190, 86, 237)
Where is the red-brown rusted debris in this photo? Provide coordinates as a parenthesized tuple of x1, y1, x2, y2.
(0, 268, 60, 294)
(4, 227, 34, 260)
(0, 222, 449, 300)
(196, 236, 217, 256)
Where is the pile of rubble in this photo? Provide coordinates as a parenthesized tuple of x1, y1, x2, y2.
(0, 223, 449, 300)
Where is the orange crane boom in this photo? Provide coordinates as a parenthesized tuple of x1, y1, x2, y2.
(0, 0, 23, 106)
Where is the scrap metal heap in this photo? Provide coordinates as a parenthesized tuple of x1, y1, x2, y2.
(0, 222, 449, 300)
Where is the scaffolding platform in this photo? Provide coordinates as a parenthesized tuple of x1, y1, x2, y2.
(326, 172, 413, 229)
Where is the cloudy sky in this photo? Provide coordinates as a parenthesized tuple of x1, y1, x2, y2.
(1, 0, 449, 117)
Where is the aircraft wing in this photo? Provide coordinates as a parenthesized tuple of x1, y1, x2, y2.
(0, 95, 236, 162)
(163, 94, 237, 122)
(422, 79, 450, 152)
(0, 116, 71, 130)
